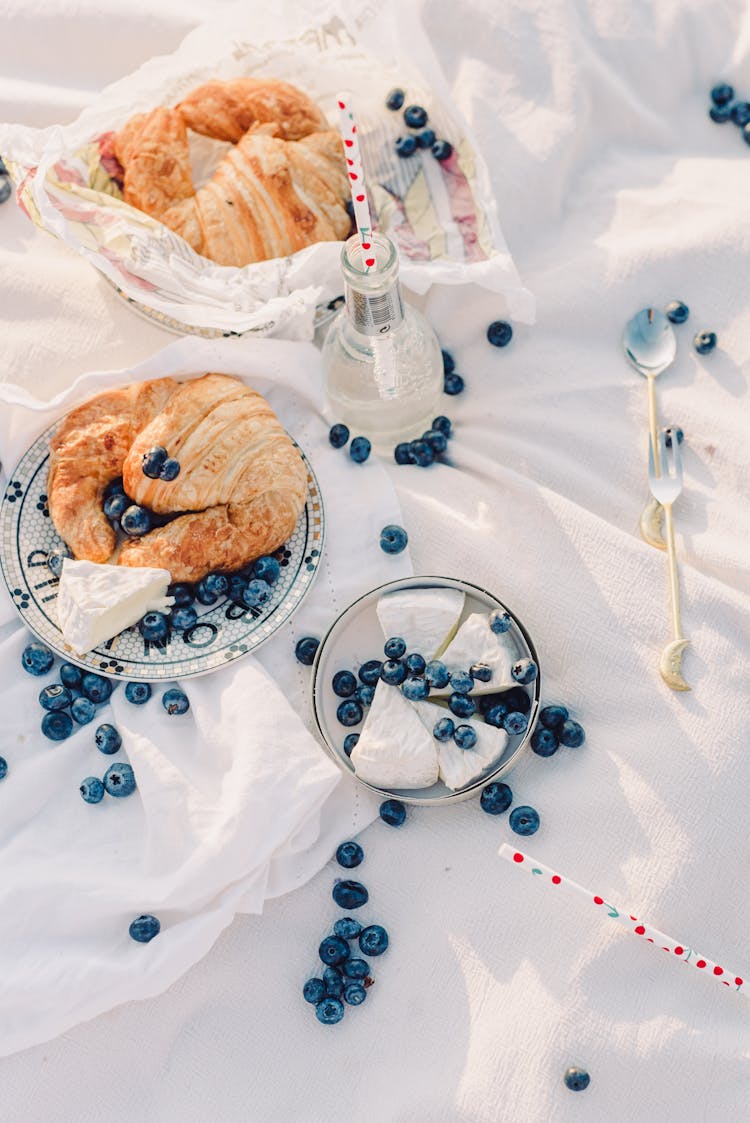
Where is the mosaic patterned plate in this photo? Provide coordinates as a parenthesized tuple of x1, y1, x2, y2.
(0, 423, 324, 681)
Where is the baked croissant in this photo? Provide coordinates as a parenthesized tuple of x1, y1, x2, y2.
(47, 374, 308, 584)
(113, 78, 351, 268)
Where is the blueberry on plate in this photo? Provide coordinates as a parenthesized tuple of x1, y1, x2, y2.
(162, 687, 189, 716)
(332, 670, 358, 698)
(503, 711, 528, 736)
(511, 658, 538, 685)
(343, 957, 369, 978)
(422, 429, 448, 454)
(159, 458, 180, 481)
(433, 716, 455, 742)
(394, 442, 414, 465)
(21, 641, 54, 677)
(170, 606, 198, 632)
(470, 662, 492, 683)
(139, 611, 169, 643)
(103, 492, 130, 521)
(448, 692, 475, 718)
(453, 724, 477, 750)
(329, 423, 350, 449)
(125, 681, 152, 705)
(332, 879, 369, 909)
(319, 935, 351, 966)
(71, 697, 96, 725)
(385, 87, 405, 111)
(539, 704, 568, 729)
(129, 914, 160, 943)
(531, 726, 559, 757)
(349, 436, 371, 463)
(79, 776, 105, 804)
(402, 676, 429, 702)
(432, 414, 452, 437)
(343, 733, 359, 757)
(711, 82, 734, 106)
(488, 608, 511, 634)
(356, 683, 375, 707)
(336, 699, 363, 727)
(486, 320, 513, 347)
(563, 1066, 590, 1092)
(41, 711, 73, 741)
(380, 524, 408, 554)
(666, 300, 689, 324)
(95, 723, 122, 755)
(359, 924, 389, 956)
(103, 762, 137, 798)
(410, 439, 435, 467)
(47, 546, 72, 579)
(169, 583, 194, 608)
(242, 579, 272, 609)
(203, 573, 229, 599)
(253, 556, 281, 585)
(425, 660, 449, 689)
(334, 917, 362, 940)
(121, 505, 152, 537)
(449, 670, 474, 695)
(480, 781, 512, 815)
(303, 978, 326, 1004)
(336, 840, 364, 868)
(323, 966, 344, 996)
(379, 798, 406, 827)
(558, 719, 586, 748)
(380, 659, 407, 686)
(395, 135, 417, 158)
(403, 104, 428, 129)
(295, 636, 320, 665)
(432, 139, 453, 161)
(384, 636, 406, 660)
(441, 349, 455, 375)
(443, 372, 465, 395)
(501, 686, 531, 714)
(195, 579, 218, 606)
(509, 805, 540, 835)
(709, 104, 733, 123)
(315, 997, 345, 1025)
(227, 575, 248, 604)
(484, 702, 509, 728)
(81, 672, 113, 704)
(343, 982, 367, 1006)
(730, 101, 750, 126)
(39, 683, 72, 712)
(359, 660, 383, 686)
(694, 330, 717, 355)
(0, 757, 8, 781)
(142, 446, 168, 479)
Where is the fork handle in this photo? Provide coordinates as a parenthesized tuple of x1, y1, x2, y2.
(663, 502, 684, 640)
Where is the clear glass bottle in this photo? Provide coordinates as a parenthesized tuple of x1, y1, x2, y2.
(322, 232, 443, 452)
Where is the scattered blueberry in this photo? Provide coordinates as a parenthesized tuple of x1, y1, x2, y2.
(665, 426, 684, 448)
(129, 914, 160, 942)
(511, 658, 538, 685)
(303, 978, 326, 1004)
(333, 879, 369, 909)
(139, 611, 169, 643)
(80, 777, 105, 804)
(319, 935, 351, 966)
(343, 983, 367, 1006)
(242, 579, 272, 609)
(47, 546, 72, 579)
(488, 608, 511, 634)
(22, 641, 54, 677)
(395, 135, 417, 158)
(449, 670, 474, 695)
(203, 573, 229, 598)
(349, 436, 371, 463)
(81, 673, 112, 704)
(385, 87, 405, 111)
(142, 446, 168, 478)
(422, 429, 447, 454)
(59, 662, 81, 690)
(379, 799, 406, 827)
(425, 660, 449, 689)
(402, 676, 429, 701)
(432, 415, 452, 436)
(470, 662, 492, 683)
(170, 606, 198, 631)
(253, 556, 281, 585)
(443, 372, 464, 395)
(336, 841, 364, 868)
(503, 711, 528, 736)
(711, 83, 734, 106)
(332, 670, 358, 698)
(336, 700, 364, 727)
(487, 320, 513, 347)
(539, 704, 568, 729)
(433, 716, 455, 742)
(416, 128, 436, 148)
(0, 757, 7, 781)
(404, 105, 428, 129)
(170, 583, 194, 608)
(531, 726, 559, 757)
(71, 697, 96, 725)
(694, 330, 717, 355)
(441, 349, 455, 374)
(0, 176, 12, 205)
(380, 524, 408, 554)
(323, 966, 344, 996)
(480, 782, 512, 815)
(410, 439, 435, 467)
(359, 924, 389, 956)
(710, 104, 733, 123)
(665, 300, 689, 324)
(432, 139, 453, 161)
(359, 660, 384, 686)
(295, 636, 320, 665)
(329, 423, 350, 449)
(343, 958, 370, 979)
(103, 762, 136, 798)
(448, 693, 475, 718)
(509, 805, 540, 835)
(744, 122, 750, 146)
(394, 442, 413, 465)
(564, 1067, 590, 1092)
(730, 101, 750, 126)
(380, 659, 407, 686)
(356, 684, 375, 707)
(103, 492, 130, 520)
(162, 687, 189, 716)
(39, 683, 72, 712)
(195, 579, 219, 606)
(454, 724, 477, 750)
(384, 636, 406, 660)
(558, 719, 586, 748)
(121, 505, 152, 537)
(41, 711, 73, 741)
(125, 682, 151, 705)
(402, 653, 425, 676)
(159, 458, 180, 482)
(95, 723, 122, 755)
(343, 733, 360, 757)
(315, 997, 344, 1025)
(334, 917, 362, 940)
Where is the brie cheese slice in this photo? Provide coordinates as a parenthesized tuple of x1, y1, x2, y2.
(350, 680, 439, 789)
(375, 587, 465, 661)
(414, 702, 508, 791)
(56, 558, 173, 655)
(431, 612, 516, 696)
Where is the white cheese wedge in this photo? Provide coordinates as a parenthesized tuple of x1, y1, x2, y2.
(431, 612, 516, 696)
(350, 680, 439, 789)
(56, 558, 173, 655)
(375, 587, 465, 662)
(414, 701, 509, 791)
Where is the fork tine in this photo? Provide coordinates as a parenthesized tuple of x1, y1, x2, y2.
(658, 428, 670, 479)
(670, 431, 683, 487)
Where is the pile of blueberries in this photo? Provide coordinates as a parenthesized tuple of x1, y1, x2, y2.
(393, 414, 452, 468)
(385, 89, 453, 162)
(328, 424, 371, 463)
(707, 82, 750, 146)
(303, 839, 390, 1025)
(665, 299, 717, 357)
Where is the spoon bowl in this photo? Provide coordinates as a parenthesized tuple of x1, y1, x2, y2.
(623, 308, 677, 378)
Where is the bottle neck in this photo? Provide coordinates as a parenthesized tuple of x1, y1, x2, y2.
(344, 276, 404, 337)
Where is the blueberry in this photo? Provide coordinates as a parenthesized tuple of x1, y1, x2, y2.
(162, 687, 189, 715)
(488, 608, 511, 634)
(303, 978, 326, 1004)
(394, 442, 414, 465)
(343, 733, 360, 757)
(509, 805, 540, 835)
(379, 798, 406, 827)
(356, 684, 375, 707)
(103, 492, 130, 520)
(349, 436, 371, 463)
(253, 556, 281, 585)
(385, 87, 405, 111)
(744, 122, 750, 146)
(0, 176, 12, 205)
(334, 917, 363, 940)
(329, 423, 350, 448)
(730, 101, 750, 126)
(142, 446, 168, 478)
(395, 135, 417, 158)
(480, 781, 512, 815)
(358, 660, 383, 685)
(432, 414, 452, 437)
(711, 83, 734, 106)
(441, 349, 455, 374)
(121, 505, 152, 537)
(432, 139, 453, 161)
(448, 692, 475, 718)
(384, 636, 406, 660)
(336, 840, 364, 868)
(511, 658, 538, 685)
(332, 670, 358, 698)
(195, 579, 218, 606)
(559, 719, 586, 748)
(665, 300, 689, 324)
(342, 957, 370, 979)
(41, 711, 73, 741)
(103, 762, 136, 797)
(242, 579, 272, 609)
(380, 524, 408, 554)
(410, 439, 435, 467)
(359, 924, 389, 956)
(104, 476, 125, 498)
(39, 683, 72, 712)
(95, 723, 122, 755)
(170, 606, 198, 631)
(433, 716, 455, 742)
(503, 711, 528, 736)
(563, 1066, 590, 1093)
(170, 583, 194, 608)
(539, 704, 568, 730)
(404, 105, 428, 129)
(710, 104, 733, 123)
(343, 982, 367, 1006)
(449, 670, 474, 695)
(484, 702, 509, 727)
(203, 573, 229, 598)
(227, 575, 248, 604)
(323, 966, 344, 996)
(295, 636, 320, 665)
(129, 914, 160, 942)
(319, 935, 351, 966)
(47, 546, 72, 579)
(336, 700, 363, 727)
(332, 879, 368, 909)
(694, 330, 717, 355)
(22, 641, 54, 677)
(470, 662, 492, 683)
(425, 660, 449, 689)
(124, 682, 151, 705)
(453, 724, 477, 750)
(402, 676, 429, 701)
(59, 662, 82, 690)
(531, 727, 559, 757)
(139, 611, 169, 643)
(71, 697, 96, 725)
(487, 320, 513, 347)
(159, 458, 180, 481)
(380, 659, 407, 686)
(0, 757, 7, 781)
(81, 672, 112, 704)
(405, 653, 426, 676)
(501, 686, 531, 714)
(80, 777, 105, 803)
(422, 429, 447, 454)
(443, 372, 465, 396)
(665, 426, 684, 448)
(315, 997, 344, 1025)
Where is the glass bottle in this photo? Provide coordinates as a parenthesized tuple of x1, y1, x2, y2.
(322, 232, 443, 452)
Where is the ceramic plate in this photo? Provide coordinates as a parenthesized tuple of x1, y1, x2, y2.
(310, 576, 541, 805)
(0, 422, 324, 680)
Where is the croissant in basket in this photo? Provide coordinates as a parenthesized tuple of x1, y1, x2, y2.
(112, 78, 352, 267)
(47, 374, 308, 583)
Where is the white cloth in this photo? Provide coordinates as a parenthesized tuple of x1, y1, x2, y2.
(2, 1, 750, 1121)
(0, 336, 411, 1056)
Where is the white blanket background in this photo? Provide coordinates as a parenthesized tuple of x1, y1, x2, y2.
(2, 1, 750, 1121)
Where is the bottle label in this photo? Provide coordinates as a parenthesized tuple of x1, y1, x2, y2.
(346, 285, 404, 337)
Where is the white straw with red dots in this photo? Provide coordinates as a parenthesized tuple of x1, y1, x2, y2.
(500, 844, 746, 997)
(337, 92, 375, 273)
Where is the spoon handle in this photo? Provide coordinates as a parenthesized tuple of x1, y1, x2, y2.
(640, 374, 666, 549)
(646, 372, 659, 476)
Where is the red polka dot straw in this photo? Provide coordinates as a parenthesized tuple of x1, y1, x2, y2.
(499, 844, 746, 998)
(337, 92, 375, 272)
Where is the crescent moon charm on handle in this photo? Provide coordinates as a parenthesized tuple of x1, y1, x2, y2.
(640, 496, 665, 550)
(660, 638, 691, 691)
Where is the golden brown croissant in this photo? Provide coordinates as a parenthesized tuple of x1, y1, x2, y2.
(113, 78, 351, 268)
